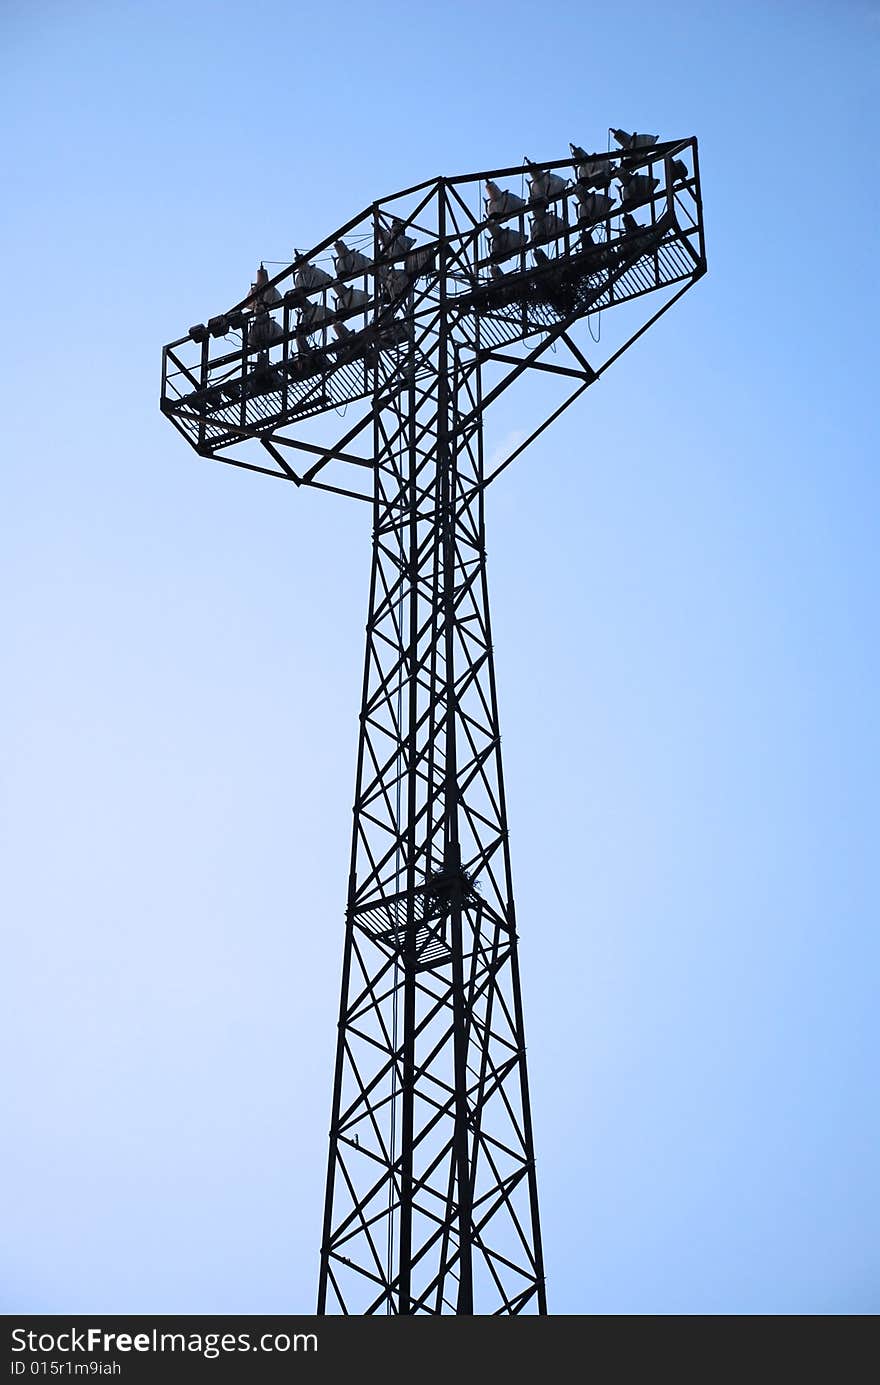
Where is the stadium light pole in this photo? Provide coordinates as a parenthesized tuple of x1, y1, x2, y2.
(161, 133, 706, 1315)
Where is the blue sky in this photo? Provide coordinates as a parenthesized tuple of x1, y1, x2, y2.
(1, 0, 878, 1314)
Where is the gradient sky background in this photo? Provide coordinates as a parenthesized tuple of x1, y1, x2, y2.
(2, 0, 877, 1314)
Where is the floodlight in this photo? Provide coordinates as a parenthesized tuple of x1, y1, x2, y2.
(378, 265, 410, 300)
(247, 264, 282, 311)
(529, 209, 565, 243)
(332, 320, 369, 364)
(379, 218, 416, 257)
(251, 351, 284, 395)
(296, 264, 334, 293)
(485, 180, 526, 218)
(575, 189, 615, 223)
(621, 212, 655, 253)
(611, 129, 658, 150)
(334, 241, 371, 277)
(575, 158, 614, 188)
(617, 171, 659, 207)
(301, 301, 333, 330)
(488, 224, 526, 259)
(250, 311, 283, 346)
(525, 161, 567, 204)
(336, 284, 371, 313)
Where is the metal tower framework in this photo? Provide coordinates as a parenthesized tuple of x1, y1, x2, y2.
(160, 135, 705, 1315)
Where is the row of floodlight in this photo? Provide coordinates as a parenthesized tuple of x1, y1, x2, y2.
(186, 133, 688, 348)
(484, 209, 663, 289)
(193, 312, 415, 414)
(583, 127, 687, 175)
(188, 225, 435, 346)
(485, 194, 650, 262)
(483, 132, 689, 266)
(485, 133, 692, 268)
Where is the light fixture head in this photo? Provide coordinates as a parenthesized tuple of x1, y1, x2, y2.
(379, 218, 415, 258)
(485, 180, 526, 218)
(295, 263, 334, 294)
(575, 189, 615, 223)
(378, 265, 410, 300)
(336, 284, 371, 313)
(620, 212, 657, 256)
(247, 264, 281, 312)
(251, 353, 284, 394)
(249, 311, 283, 346)
(617, 171, 659, 208)
(575, 158, 614, 188)
(488, 223, 527, 259)
(527, 168, 567, 205)
(611, 129, 658, 150)
(334, 241, 371, 277)
(300, 301, 332, 330)
(529, 209, 565, 243)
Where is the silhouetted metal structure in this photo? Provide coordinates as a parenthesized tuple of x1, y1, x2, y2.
(161, 133, 705, 1315)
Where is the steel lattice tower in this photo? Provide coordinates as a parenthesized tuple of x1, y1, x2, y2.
(161, 133, 705, 1314)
